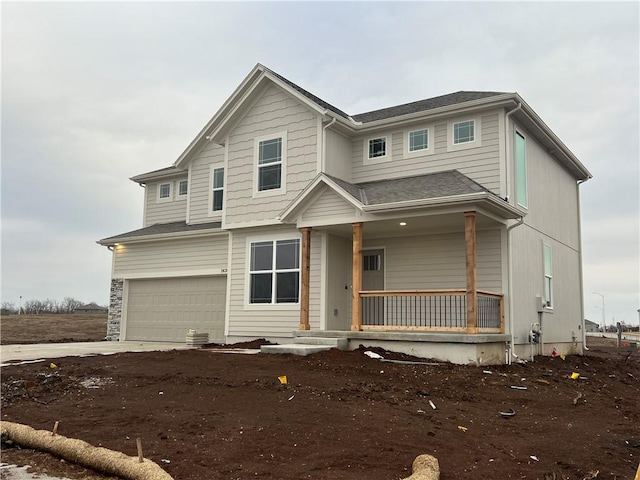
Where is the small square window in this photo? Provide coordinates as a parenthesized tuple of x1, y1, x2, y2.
(159, 183, 171, 199)
(178, 180, 188, 196)
(409, 129, 428, 152)
(368, 137, 386, 158)
(453, 120, 475, 144)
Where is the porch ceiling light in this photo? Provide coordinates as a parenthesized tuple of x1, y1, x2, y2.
(399, 222, 407, 226)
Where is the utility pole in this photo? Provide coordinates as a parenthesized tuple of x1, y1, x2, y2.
(593, 292, 605, 332)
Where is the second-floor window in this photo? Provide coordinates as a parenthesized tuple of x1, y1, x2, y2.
(368, 137, 387, 159)
(515, 131, 528, 208)
(212, 167, 224, 212)
(453, 120, 475, 144)
(409, 129, 428, 152)
(258, 137, 282, 191)
(178, 180, 188, 196)
(158, 182, 171, 202)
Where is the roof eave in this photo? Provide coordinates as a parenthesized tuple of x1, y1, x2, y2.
(516, 99, 592, 181)
(362, 193, 524, 219)
(97, 227, 226, 246)
(129, 168, 187, 184)
(345, 94, 519, 132)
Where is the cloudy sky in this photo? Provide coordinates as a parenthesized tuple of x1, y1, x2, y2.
(2, 2, 638, 326)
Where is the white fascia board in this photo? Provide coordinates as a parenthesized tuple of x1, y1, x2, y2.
(98, 228, 228, 246)
(279, 174, 363, 222)
(362, 193, 489, 212)
(130, 169, 187, 184)
(362, 193, 524, 219)
(173, 65, 265, 169)
(516, 98, 592, 181)
(343, 95, 518, 133)
(207, 72, 330, 148)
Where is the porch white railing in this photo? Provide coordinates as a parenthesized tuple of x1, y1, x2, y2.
(359, 289, 504, 333)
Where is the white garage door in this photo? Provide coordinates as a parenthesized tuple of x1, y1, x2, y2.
(126, 276, 226, 343)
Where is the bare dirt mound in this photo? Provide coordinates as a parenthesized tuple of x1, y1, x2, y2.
(1, 339, 639, 480)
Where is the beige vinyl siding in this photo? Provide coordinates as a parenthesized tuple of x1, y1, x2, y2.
(301, 186, 357, 224)
(325, 129, 352, 181)
(351, 112, 501, 193)
(227, 226, 321, 337)
(225, 85, 319, 225)
(369, 229, 502, 292)
(514, 122, 580, 249)
(511, 226, 582, 344)
(188, 142, 226, 224)
(144, 180, 188, 227)
(113, 235, 228, 277)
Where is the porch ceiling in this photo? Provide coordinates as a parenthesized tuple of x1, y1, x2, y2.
(320, 211, 500, 239)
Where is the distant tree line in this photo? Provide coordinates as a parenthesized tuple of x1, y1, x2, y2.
(1, 297, 87, 315)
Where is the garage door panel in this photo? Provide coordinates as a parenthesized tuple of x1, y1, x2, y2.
(126, 276, 226, 343)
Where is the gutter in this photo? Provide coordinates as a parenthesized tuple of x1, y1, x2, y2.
(97, 228, 228, 247)
(362, 192, 523, 218)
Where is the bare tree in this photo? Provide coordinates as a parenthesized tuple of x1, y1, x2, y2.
(1, 301, 15, 314)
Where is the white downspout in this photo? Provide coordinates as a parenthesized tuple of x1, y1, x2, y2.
(321, 117, 337, 172)
(504, 102, 523, 364)
(506, 217, 524, 364)
(577, 178, 589, 351)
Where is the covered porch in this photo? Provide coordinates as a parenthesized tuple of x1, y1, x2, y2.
(280, 170, 524, 347)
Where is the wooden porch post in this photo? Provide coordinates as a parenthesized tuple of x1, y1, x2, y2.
(351, 222, 363, 331)
(465, 212, 478, 334)
(298, 227, 311, 330)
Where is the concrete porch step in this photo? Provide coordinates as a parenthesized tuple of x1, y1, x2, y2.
(292, 336, 348, 350)
(260, 344, 334, 356)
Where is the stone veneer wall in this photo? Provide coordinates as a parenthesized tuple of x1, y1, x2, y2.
(106, 278, 124, 341)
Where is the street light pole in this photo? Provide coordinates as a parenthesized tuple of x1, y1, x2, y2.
(593, 292, 605, 332)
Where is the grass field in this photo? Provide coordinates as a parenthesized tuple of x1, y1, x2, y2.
(0, 313, 107, 344)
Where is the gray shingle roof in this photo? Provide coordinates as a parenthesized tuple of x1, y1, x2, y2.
(351, 91, 507, 123)
(98, 221, 222, 245)
(263, 65, 506, 123)
(264, 66, 352, 120)
(326, 170, 491, 206)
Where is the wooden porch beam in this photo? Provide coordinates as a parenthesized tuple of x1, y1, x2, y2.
(298, 227, 311, 331)
(351, 222, 363, 331)
(465, 211, 478, 334)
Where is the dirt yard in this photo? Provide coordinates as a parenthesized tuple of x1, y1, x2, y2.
(0, 318, 639, 480)
(1, 313, 107, 344)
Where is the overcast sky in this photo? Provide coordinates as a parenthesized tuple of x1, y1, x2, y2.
(2, 2, 638, 326)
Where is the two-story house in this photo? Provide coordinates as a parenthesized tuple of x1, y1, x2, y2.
(99, 64, 591, 365)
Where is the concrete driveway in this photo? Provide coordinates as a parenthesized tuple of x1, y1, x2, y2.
(0, 341, 193, 365)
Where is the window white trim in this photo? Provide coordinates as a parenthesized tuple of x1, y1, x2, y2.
(243, 231, 302, 310)
(156, 182, 172, 203)
(447, 117, 482, 152)
(253, 130, 287, 198)
(363, 135, 389, 164)
(403, 125, 434, 158)
(208, 164, 225, 217)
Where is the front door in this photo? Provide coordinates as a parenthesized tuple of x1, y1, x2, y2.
(362, 249, 384, 325)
